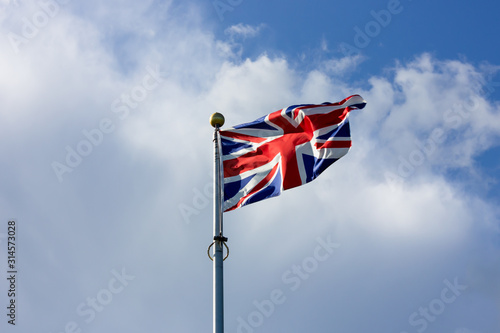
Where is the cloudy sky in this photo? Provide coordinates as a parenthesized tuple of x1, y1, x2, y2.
(1, 0, 499, 332)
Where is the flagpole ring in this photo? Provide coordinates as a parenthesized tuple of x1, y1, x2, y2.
(207, 240, 229, 261)
(223, 241, 229, 261)
(207, 242, 214, 261)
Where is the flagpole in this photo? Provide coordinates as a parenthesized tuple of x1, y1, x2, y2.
(210, 112, 226, 333)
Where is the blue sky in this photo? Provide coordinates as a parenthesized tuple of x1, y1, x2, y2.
(0, 0, 499, 333)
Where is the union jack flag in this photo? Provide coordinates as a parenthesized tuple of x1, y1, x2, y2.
(220, 94, 366, 212)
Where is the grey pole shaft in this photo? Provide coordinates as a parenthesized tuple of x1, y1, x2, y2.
(213, 127, 224, 333)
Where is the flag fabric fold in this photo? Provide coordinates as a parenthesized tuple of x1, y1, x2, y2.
(220, 94, 366, 212)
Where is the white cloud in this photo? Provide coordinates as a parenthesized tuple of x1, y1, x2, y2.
(0, 1, 499, 332)
(224, 23, 264, 39)
(322, 54, 365, 76)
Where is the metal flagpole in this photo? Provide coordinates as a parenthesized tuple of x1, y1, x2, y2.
(209, 112, 227, 333)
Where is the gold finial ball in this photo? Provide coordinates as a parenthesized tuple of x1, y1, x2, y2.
(210, 112, 225, 128)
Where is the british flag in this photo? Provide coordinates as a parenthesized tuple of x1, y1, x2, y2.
(220, 94, 366, 212)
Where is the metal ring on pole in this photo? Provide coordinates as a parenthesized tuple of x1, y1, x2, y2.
(207, 241, 229, 261)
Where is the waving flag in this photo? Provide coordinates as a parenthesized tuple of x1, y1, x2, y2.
(220, 94, 366, 211)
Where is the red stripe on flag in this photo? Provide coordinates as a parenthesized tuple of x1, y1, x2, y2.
(220, 132, 268, 144)
(315, 140, 352, 149)
(225, 161, 280, 211)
